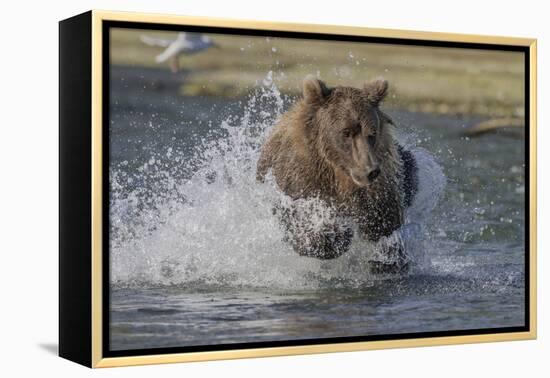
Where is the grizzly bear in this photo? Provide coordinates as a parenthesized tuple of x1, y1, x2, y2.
(256, 76, 417, 273)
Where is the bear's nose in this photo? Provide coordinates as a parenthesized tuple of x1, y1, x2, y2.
(367, 167, 381, 182)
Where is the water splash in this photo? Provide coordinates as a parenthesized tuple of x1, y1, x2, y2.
(109, 77, 446, 290)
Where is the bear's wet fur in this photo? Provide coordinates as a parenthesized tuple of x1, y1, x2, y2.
(257, 76, 417, 272)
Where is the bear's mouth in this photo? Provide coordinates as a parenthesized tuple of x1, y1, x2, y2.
(350, 171, 370, 187)
(350, 167, 381, 187)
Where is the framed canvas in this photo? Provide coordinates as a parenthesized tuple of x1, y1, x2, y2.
(59, 10, 537, 368)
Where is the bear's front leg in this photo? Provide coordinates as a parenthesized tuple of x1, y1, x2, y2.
(367, 236, 410, 274)
(276, 204, 353, 259)
(352, 197, 409, 274)
(290, 223, 353, 259)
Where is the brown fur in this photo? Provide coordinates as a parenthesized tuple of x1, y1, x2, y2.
(257, 76, 407, 259)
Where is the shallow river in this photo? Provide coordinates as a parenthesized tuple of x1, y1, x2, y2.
(108, 74, 526, 351)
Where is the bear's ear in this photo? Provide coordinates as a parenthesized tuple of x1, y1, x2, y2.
(303, 75, 331, 103)
(364, 78, 389, 106)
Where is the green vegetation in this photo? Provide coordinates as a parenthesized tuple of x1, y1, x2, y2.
(111, 28, 525, 117)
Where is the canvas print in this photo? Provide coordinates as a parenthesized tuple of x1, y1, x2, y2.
(107, 26, 527, 352)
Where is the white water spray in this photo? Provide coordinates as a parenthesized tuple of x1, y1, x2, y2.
(109, 75, 446, 289)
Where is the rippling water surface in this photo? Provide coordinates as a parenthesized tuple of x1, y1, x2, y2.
(109, 74, 525, 351)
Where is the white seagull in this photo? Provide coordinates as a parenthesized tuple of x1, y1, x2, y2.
(140, 32, 219, 73)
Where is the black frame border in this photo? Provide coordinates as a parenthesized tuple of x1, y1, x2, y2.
(101, 20, 531, 359)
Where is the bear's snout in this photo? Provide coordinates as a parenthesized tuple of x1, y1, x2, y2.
(350, 165, 380, 186)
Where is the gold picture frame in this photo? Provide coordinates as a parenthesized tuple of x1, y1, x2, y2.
(59, 10, 537, 368)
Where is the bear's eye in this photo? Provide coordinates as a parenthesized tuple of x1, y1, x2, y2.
(367, 135, 376, 147)
(342, 129, 352, 138)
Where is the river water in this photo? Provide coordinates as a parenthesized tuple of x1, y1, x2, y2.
(108, 72, 526, 351)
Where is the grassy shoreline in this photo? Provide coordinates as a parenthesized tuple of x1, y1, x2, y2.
(111, 29, 525, 117)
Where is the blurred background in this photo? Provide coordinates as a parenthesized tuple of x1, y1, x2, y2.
(110, 28, 524, 116)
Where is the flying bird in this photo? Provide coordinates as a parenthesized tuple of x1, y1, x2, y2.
(140, 32, 219, 73)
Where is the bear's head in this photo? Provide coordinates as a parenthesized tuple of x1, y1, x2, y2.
(302, 76, 397, 188)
